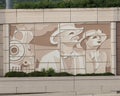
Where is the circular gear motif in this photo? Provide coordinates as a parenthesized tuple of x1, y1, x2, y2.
(10, 45, 19, 55)
(10, 40, 25, 62)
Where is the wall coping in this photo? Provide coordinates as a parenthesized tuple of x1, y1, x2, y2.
(0, 76, 120, 81)
(0, 8, 120, 24)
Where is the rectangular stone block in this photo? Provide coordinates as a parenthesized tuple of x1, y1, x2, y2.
(71, 8, 97, 22)
(0, 86, 17, 93)
(111, 43, 116, 56)
(116, 22, 120, 36)
(17, 9, 44, 23)
(116, 61, 120, 75)
(118, 8, 120, 21)
(44, 9, 70, 22)
(0, 25, 3, 31)
(17, 86, 46, 93)
(116, 42, 120, 49)
(5, 9, 17, 23)
(0, 44, 3, 56)
(98, 8, 118, 21)
(116, 52, 120, 60)
(3, 64, 9, 75)
(0, 10, 6, 24)
(3, 51, 9, 64)
(3, 37, 9, 51)
(0, 56, 3, 76)
(0, 31, 3, 44)
(111, 55, 116, 68)
(3, 24, 9, 37)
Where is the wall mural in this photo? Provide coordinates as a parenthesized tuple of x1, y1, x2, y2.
(9, 23, 113, 74)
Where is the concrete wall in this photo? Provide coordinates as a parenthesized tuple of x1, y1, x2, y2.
(0, 8, 120, 24)
(116, 22, 120, 75)
(0, 8, 120, 76)
(0, 77, 120, 96)
(0, 25, 3, 76)
(0, 8, 120, 96)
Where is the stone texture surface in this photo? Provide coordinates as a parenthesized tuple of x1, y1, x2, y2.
(71, 8, 97, 22)
(0, 8, 119, 75)
(44, 9, 70, 22)
(0, 8, 120, 24)
(116, 22, 120, 75)
(97, 8, 118, 21)
(0, 77, 120, 96)
(0, 25, 3, 76)
(5, 10, 17, 23)
(17, 9, 43, 23)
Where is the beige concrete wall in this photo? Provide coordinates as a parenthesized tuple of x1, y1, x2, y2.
(0, 25, 3, 76)
(0, 77, 120, 96)
(3, 24, 9, 76)
(116, 22, 120, 75)
(0, 8, 120, 24)
(0, 8, 120, 96)
(111, 22, 116, 74)
(0, 8, 119, 76)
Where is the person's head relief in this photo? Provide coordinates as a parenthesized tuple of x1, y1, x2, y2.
(50, 23, 84, 47)
(80, 29, 107, 50)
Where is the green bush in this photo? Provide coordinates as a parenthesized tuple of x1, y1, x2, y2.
(102, 72, 115, 76)
(5, 71, 28, 77)
(13, 0, 120, 9)
(24, 68, 57, 77)
(28, 71, 47, 77)
(76, 72, 115, 76)
(55, 72, 74, 76)
(5, 69, 115, 77)
(46, 68, 56, 76)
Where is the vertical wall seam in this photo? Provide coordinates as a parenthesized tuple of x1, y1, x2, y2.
(16, 9, 17, 23)
(43, 8, 44, 23)
(96, 3, 98, 23)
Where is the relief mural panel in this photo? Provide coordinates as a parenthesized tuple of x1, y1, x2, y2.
(9, 23, 113, 74)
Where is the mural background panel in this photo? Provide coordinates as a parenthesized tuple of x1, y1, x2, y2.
(9, 23, 113, 74)
(34, 23, 58, 49)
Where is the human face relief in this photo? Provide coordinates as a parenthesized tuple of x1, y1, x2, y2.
(60, 30, 80, 44)
(87, 34, 103, 48)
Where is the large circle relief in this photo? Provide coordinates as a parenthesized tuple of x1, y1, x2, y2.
(10, 40, 25, 62)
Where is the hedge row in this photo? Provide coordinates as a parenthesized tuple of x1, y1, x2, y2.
(13, 0, 120, 9)
(5, 68, 74, 77)
(5, 68, 115, 77)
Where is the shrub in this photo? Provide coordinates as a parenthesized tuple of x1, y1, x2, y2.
(5, 71, 28, 77)
(4, 70, 115, 77)
(76, 72, 115, 76)
(28, 71, 47, 77)
(13, 0, 120, 9)
(102, 72, 115, 76)
(46, 68, 56, 76)
(27, 68, 56, 77)
(55, 72, 74, 76)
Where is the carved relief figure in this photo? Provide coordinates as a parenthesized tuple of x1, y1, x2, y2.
(9, 23, 113, 74)
(10, 25, 34, 72)
(37, 24, 85, 75)
(80, 29, 109, 73)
